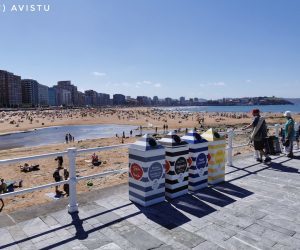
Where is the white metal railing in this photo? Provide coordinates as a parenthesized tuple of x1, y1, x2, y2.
(0, 122, 298, 213)
(0, 144, 131, 213)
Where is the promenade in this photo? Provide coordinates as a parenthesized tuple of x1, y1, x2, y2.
(1, 151, 300, 250)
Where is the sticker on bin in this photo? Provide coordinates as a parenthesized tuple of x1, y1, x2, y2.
(130, 163, 143, 181)
(148, 162, 163, 190)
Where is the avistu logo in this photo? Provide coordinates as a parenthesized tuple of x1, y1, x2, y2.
(10, 4, 50, 12)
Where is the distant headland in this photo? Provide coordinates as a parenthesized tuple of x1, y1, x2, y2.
(195, 96, 293, 107)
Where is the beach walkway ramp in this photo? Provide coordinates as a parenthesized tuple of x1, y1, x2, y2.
(1, 152, 300, 249)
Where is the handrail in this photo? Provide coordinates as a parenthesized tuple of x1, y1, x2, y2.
(0, 123, 297, 213)
(0, 144, 131, 213)
(0, 151, 68, 166)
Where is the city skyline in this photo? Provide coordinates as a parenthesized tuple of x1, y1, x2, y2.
(1, 0, 300, 98)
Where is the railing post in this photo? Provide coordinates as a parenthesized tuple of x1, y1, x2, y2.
(226, 129, 234, 166)
(67, 147, 78, 213)
(275, 124, 280, 138)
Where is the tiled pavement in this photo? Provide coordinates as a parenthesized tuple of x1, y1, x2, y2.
(1, 151, 300, 249)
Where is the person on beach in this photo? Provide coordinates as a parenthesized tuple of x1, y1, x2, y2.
(243, 109, 271, 163)
(283, 111, 295, 158)
(68, 133, 72, 142)
(63, 168, 69, 196)
(53, 166, 63, 195)
(55, 156, 63, 168)
(53, 156, 64, 195)
(65, 134, 69, 144)
(0, 179, 7, 211)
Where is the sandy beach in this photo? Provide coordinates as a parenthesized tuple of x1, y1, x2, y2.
(0, 108, 299, 213)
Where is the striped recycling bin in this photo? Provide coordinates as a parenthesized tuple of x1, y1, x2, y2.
(182, 130, 208, 191)
(128, 134, 166, 206)
(201, 128, 226, 185)
(160, 131, 189, 199)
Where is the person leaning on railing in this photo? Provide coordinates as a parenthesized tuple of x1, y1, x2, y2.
(242, 109, 271, 164)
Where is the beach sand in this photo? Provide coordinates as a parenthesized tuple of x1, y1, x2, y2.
(0, 108, 298, 213)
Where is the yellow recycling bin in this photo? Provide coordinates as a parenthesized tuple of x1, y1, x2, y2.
(201, 128, 226, 185)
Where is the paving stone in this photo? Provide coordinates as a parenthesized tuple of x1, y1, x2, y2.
(272, 243, 297, 250)
(33, 235, 62, 249)
(293, 233, 300, 239)
(121, 226, 165, 249)
(79, 231, 112, 249)
(223, 236, 272, 250)
(169, 227, 206, 248)
(208, 209, 255, 229)
(0, 214, 15, 228)
(155, 245, 174, 250)
(94, 242, 122, 250)
(18, 241, 38, 250)
(229, 233, 275, 250)
(7, 225, 28, 242)
(100, 227, 139, 250)
(40, 215, 60, 227)
(0, 227, 17, 246)
(237, 229, 276, 248)
(256, 219, 296, 236)
(275, 236, 300, 249)
(19, 218, 50, 236)
(195, 224, 236, 247)
(244, 223, 268, 236)
(2, 245, 20, 250)
(193, 240, 225, 250)
(261, 214, 300, 234)
(143, 227, 189, 250)
(95, 211, 121, 225)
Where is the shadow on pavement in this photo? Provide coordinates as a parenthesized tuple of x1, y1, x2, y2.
(212, 182, 254, 198)
(135, 201, 190, 230)
(270, 162, 300, 173)
(0, 203, 140, 250)
(193, 187, 236, 207)
(170, 193, 216, 218)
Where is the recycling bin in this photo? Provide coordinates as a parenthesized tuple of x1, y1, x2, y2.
(182, 129, 208, 191)
(128, 134, 165, 206)
(160, 131, 189, 198)
(201, 128, 226, 185)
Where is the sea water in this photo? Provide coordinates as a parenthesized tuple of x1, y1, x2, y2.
(0, 124, 138, 150)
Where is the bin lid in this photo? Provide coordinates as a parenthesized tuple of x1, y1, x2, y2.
(129, 134, 164, 151)
(201, 128, 225, 141)
(181, 129, 207, 144)
(160, 131, 188, 147)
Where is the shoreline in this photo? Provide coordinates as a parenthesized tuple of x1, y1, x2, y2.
(0, 123, 138, 137)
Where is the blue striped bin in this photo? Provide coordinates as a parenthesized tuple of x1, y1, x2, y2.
(128, 134, 166, 206)
(182, 130, 208, 191)
(159, 131, 189, 199)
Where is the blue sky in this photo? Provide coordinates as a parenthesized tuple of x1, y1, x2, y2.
(0, 0, 299, 99)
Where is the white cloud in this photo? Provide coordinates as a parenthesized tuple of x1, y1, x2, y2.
(210, 82, 226, 86)
(104, 80, 162, 89)
(92, 72, 106, 77)
(199, 82, 226, 87)
(246, 79, 252, 83)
